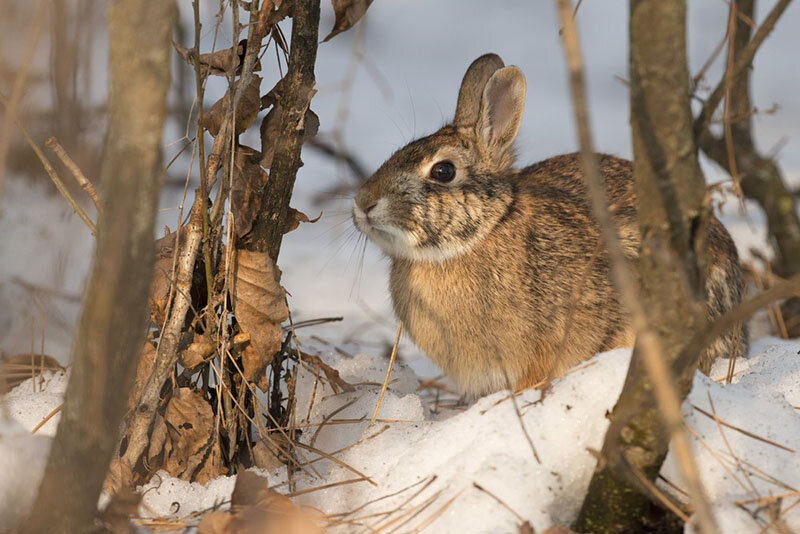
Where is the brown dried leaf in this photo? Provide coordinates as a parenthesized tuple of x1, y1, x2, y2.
(149, 229, 186, 327)
(103, 458, 134, 496)
(163, 388, 225, 483)
(201, 75, 262, 136)
(283, 208, 320, 234)
(178, 333, 215, 369)
(231, 250, 288, 382)
(197, 471, 323, 534)
(251, 435, 291, 470)
(127, 343, 157, 411)
(259, 107, 319, 170)
(231, 146, 269, 238)
(541, 527, 576, 534)
(197, 511, 234, 534)
(323, 0, 374, 42)
(173, 39, 260, 77)
(257, 0, 290, 36)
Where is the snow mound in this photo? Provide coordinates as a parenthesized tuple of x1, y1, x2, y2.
(4, 340, 800, 532)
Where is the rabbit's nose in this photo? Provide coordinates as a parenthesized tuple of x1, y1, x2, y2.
(362, 201, 377, 215)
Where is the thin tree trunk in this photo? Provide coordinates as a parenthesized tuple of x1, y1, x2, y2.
(697, 0, 800, 292)
(23, 1, 175, 531)
(575, 1, 714, 532)
(239, 0, 320, 261)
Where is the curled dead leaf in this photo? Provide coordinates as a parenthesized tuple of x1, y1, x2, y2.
(323, 0, 374, 42)
(178, 333, 215, 369)
(103, 457, 134, 496)
(230, 146, 269, 238)
(251, 439, 288, 471)
(127, 342, 157, 411)
(230, 250, 288, 383)
(149, 228, 187, 327)
(173, 39, 260, 77)
(197, 471, 323, 534)
(260, 106, 318, 169)
(257, 0, 290, 36)
(201, 75, 262, 136)
(163, 388, 225, 483)
(283, 208, 320, 234)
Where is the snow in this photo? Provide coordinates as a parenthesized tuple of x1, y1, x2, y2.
(6, 339, 799, 532)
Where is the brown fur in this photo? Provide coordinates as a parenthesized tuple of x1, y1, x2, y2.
(352, 55, 747, 396)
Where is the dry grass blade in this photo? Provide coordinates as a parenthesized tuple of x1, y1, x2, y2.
(472, 482, 525, 523)
(30, 403, 63, 435)
(294, 440, 377, 487)
(692, 403, 795, 453)
(370, 324, 402, 424)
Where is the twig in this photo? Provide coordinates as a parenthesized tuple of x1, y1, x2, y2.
(370, 324, 402, 424)
(0, 94, 96, 235)
(45, 137, 102, 212)
(556, 1, 717, 532)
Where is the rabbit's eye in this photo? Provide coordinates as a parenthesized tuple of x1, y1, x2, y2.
(429, 161, 456, 183)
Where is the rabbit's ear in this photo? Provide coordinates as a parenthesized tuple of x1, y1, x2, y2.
(454, 54, 505, 127)
(476, 66, 526, 159)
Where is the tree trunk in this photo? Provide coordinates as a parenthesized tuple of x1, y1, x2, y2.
(23, 1, 174, 531)
(239, 0, 320, 261)
(697, 0, 800, 280)
(575, 1, 712, 532)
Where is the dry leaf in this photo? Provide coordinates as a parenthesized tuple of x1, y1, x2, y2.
(259, 106, 319, 169)
(323, 0, 374, 42)
(163, 388, 225, 483)
(179, 333, 215, 369)
(103, 458, 134, 496)
(173, 39, 260, 77)
(257, 0, 290, 35)
(0, 353, 62, 394)
(542, 527, 576, 534)
(197, 471, 323, 534)
(231, 250, 288, 382)
(201, 75, 262, 136)
(230, 146, 269, 238)
(149, 229, 186, 327)
(283, 208, 320, 234)
(97, 487, 141, 534)
(197, 511, 234, 534)
(252, 435, 291, 471)
(259, 104, 282, 169)
(127, 342, 157, 411)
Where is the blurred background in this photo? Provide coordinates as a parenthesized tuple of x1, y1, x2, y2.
(1, 0, 798, 370)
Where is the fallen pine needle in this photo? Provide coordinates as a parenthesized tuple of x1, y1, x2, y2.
(31, 402, 62, 434)
(371, 324, 402, 424)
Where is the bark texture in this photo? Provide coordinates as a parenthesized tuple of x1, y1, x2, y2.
(239, 0, 320, 261)
(575, 1, 710, 531)
(23, 1, 175, 531)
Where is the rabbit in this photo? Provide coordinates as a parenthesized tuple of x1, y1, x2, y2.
(352, 53, 747, 397)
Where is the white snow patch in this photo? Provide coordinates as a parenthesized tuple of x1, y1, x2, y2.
(3, 341, 800, 532)
(0, 419, 51, 529)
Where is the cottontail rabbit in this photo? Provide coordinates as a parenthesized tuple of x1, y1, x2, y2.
(353, 54, 747, 397)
